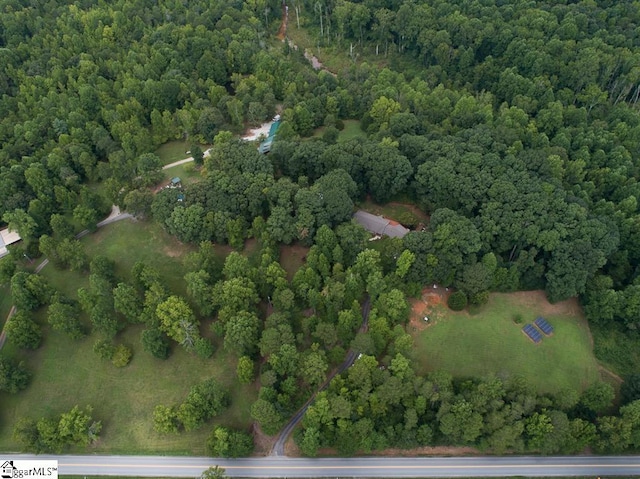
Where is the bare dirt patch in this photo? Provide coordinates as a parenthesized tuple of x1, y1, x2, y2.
(409, 285, 451, 331)
(252, 423, 276, 456)
(280, 243, 310, 280)
(284, 435, 301, 457)
(163, 245, 183, 257)
(371, 445, 480, 457)
(388, 202, 430, 223)
(599, 365, 623, 384)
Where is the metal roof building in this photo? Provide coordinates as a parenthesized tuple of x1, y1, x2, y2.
(0, 228, 21, 258)
(353, 210, 410, 238)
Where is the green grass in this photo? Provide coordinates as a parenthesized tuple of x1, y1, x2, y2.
(161, 162, 203, 186)
(154, 140, 192, 166)
(34, 220, 195, 306)
(83, 220, 195, 297)
(338, 120, 367, 141)
(0, 324, 256, 454)
(357, 199, 429, 227)
(411, 293, 600, 394)
(313, 119, 367, 142)
(0, 220, 261, 454)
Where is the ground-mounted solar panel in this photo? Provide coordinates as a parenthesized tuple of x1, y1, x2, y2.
(534, 316, 554, 336)
(522, 324, 542, 343)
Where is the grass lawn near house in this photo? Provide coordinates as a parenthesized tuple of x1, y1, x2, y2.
(155, 140, 193, 166)
(161, 162, 202, 186)
(0, 324, 256, 455)
(357, 199, 429, 228)
(411, 291, 600, 394)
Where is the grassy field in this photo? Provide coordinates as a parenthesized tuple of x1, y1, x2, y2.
(83, 220, 195, 296)
(161, 161, 202, 187)
(411, 292, 600, 394)
(38, 219, 195, 301)
(313, 119, 367, 142)
(155, 140, 192, 166)
(338, 120, 367, 141)
(0, 324, 256, 454)
(0, 220, 258, 454)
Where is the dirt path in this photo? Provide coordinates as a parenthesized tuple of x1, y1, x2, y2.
(276, 2, 288, 40)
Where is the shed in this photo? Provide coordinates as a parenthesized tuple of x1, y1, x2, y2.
(171, 177, 182, 186)
(353, 210, 409, 238)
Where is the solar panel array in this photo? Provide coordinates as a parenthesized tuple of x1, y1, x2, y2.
(534, 316, 554, 335)
(522, 324, 542, 343)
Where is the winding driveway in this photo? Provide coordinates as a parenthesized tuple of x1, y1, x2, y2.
(270, 297, 371, 456)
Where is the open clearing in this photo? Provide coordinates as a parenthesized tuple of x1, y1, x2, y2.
(358, 199, 429, 228)
(0, 324, 256, 454)
(0, 220, 258, 454)
(161, 162, 202, 186)
(411, 291, 600, 394)
(155, 140, 193, 166)
(279, 243, 309, 280)
(312, 120, 367, 142)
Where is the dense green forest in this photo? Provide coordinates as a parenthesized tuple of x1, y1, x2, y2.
(2, 0, 640, 456)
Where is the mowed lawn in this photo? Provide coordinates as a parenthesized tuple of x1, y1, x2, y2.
(0, 324, 255, 454)
(161, 162, 202, 186)
(155, 140, 192, 166)
(83, 220, 195, 297)
(312, 120, 367, 142)
(358, 199, 429, 227)
(412, 292, 600, 394)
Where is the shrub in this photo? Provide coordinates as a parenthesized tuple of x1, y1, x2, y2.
(470, 290, 489, 306)
(111, 345, 132, 367)
(93, 339, 115, 360)
(447, 291, 468, 311)
(513, 313, 524, 324)
(194, 337, 214, 359)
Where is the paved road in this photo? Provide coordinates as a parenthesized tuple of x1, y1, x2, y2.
(271, 297, 371, 456)
(3, 454, 640, 477)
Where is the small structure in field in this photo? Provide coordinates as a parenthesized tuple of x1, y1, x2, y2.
(166, 177, 182, 188)
(534, 316, 554, 336)
(353, 210, 409, 238)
